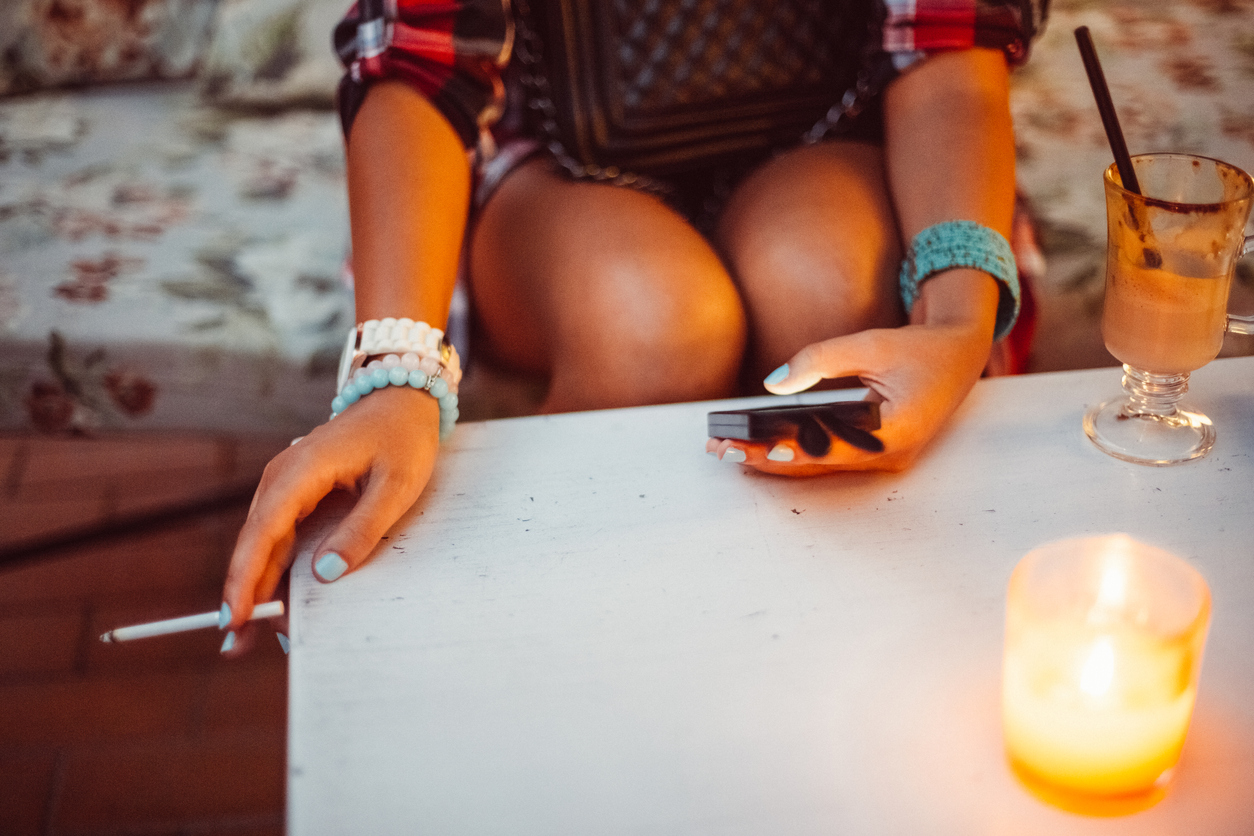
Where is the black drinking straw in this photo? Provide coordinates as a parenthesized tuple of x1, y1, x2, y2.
(1075, 26, 1141, 195)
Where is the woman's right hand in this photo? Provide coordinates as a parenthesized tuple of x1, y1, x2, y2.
(218, 385, 442, 657)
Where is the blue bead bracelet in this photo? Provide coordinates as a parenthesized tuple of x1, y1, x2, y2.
(899, 220, 1021, 341)
(330, 359, 459, 443)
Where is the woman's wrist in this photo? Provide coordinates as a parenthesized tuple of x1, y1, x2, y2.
(332, 354, 459, 441)
(351, 382, 443, 436)
(898, 220, 1019, 340)
(333, 319, 462, 441)
(909, 267, 1000, 338)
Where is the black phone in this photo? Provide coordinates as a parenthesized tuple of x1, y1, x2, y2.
(707, 401, 884, 456)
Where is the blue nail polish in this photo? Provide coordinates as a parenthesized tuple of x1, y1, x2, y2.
(315, 552, 348, 582)
(767, 444, 795, 462)
(722, 447, 747, 463)
(220, 631, 236, 654)
(218, 603, 231, 630)
(276, 633, 291, 655)
(764, 364, 790, 386)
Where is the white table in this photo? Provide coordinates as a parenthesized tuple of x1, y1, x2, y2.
(288, 357, 1254, 835)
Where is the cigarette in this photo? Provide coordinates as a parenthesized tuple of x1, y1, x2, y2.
(100, 601, 285, 643)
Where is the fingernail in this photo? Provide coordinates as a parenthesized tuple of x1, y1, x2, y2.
(218, 603, 231, 630)
(276, 632, 291, 655)
(220, 631, 236, 654)
(764, 364, 790, 386)
(315, 552, 348, 582)
(722, 447, 747, 463)
(767, 444, 794, 462)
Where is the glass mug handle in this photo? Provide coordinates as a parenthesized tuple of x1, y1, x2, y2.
(1230, 235, 1254, 335)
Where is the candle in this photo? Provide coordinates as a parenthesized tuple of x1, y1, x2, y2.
(1002, 535, 1210, 805)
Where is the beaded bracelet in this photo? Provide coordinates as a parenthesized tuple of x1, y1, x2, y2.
(331, 352, 461, 442)
(336, 317, 462, 394)
(899, 220, 1021, 341)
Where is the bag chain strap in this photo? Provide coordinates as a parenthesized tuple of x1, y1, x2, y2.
(510, 0, 891, 190)
(803, 76, 870, 144)
(511, 0, 675, 198)
(802, 17, 895, 145)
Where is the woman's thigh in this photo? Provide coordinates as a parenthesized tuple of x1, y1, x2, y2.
(468, 158, 747, 413)
(716, 141, 904, 382)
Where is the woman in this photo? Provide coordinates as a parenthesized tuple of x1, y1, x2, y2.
(218, 0, 1047, 654)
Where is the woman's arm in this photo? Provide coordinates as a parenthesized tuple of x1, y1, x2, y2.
(348, 80, 471, 323)
(885, 48, 1014, 336)
(218, 82, 471, 654)
(712, 48, 1018, 472)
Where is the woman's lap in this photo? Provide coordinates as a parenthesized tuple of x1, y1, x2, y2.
(467, 157, 747, 412)
(717, 140, 904, 381)
(467, 139, 901, 409)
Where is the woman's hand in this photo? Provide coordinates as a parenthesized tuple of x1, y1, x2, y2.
(211, 79, 471, 658)
(218, 386, 442, 657)
(708, 268, 998, 474)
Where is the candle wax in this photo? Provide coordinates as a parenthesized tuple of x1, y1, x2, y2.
(1003, 623, 1196, 796)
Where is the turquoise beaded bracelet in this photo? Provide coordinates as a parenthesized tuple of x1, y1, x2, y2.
(330, 353, 460, 442)
(899, 220, 1021, 341)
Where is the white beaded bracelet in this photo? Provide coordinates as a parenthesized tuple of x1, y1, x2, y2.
(330, 353, 460, 442)
(336, 318, 463, 394)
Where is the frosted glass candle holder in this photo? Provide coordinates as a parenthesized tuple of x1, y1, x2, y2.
(1002, 535, 1210, 813)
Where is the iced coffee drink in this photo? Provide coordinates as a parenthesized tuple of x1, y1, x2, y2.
(1084, 153, 1254, 465)
(1101, 257, 1230, 375)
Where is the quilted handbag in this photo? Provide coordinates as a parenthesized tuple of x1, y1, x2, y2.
(514, 0, 872, 178)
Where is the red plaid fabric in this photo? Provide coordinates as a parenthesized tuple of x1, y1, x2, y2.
(334, 1, 1046, 149)
(883, 0, 1045, 64)
(334, 0, 512, 151)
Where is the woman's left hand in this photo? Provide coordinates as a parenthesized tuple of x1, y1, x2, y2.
(707, 291, 996, 474)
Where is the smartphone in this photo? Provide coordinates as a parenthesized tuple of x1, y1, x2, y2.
(707, 401, 883, 456)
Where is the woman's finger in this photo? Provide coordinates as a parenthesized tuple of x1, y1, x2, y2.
(762, 331, 894, 396)
(309, 459, 436, 583)
(219, 619, 259, 658)
(221, 440, 343, 629)
(271, 571, 291, 654)
(712, 434, 881, 474)
(254, 528, 295, 606)
(221, 569, 291, 660)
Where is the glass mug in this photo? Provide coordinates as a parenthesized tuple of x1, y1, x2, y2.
(1084, 153, 1254, 465)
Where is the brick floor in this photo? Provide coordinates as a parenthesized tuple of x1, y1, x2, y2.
(0, 606, 83, 679)
(0, 751, 58, 836)
(53, 732, 286, 834)
(0, 432, 289, 836)
(0, 523, 230, 606)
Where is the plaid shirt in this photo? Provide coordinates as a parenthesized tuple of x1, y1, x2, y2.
(335, 0, 1048, 151)
(882, 0, 1044, 62)
(334, 0, 514, 148)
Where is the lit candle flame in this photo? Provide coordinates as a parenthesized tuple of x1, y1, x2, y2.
(1096, 559, 1128, 610)
(1080, 637, 1115, 697)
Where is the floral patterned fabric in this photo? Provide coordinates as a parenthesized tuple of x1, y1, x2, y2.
(0, 0, 219, 95)
(1, 0, 1252, 434)
(0, 87, 352, 435)
(199, 0, 349, 110)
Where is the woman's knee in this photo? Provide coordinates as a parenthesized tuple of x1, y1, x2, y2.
(543, 231, 747, 410)
(716, 142, 903, 369)
(471, 159, 747, 410)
